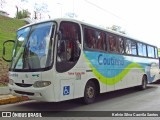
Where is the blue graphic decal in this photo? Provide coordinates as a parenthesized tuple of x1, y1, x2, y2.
(84, 51, 138, 78)
(84, 51, 157, 84)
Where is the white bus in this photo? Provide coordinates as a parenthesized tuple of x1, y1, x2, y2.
(3, 18, 160, 104)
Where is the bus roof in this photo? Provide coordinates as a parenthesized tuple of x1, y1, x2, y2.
(18, 18, 157, 48)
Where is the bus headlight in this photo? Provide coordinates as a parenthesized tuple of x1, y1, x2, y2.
(9, 79, 14, 85)
(33, 81, 51, 88)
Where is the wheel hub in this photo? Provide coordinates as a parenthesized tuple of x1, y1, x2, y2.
(87, 87, 94, 98)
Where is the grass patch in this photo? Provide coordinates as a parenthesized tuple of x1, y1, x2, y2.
(0, 15, 27, 83)
(0, 15, 26, 59)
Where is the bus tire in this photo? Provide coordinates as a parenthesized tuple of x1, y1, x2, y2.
(83, 81, 96, 104)
(140, 75, 147, 90)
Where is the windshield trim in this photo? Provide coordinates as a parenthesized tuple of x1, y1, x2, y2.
(9, 21, 57, 72)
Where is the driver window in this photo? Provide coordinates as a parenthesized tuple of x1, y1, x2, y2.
(56, 22, 81, 72)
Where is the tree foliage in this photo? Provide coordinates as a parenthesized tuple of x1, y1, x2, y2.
(34, 3, 48, 19)
(16, 9, 31, 19)
(20, 0, 49, 19)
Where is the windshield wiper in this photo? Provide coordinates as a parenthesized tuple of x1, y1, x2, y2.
(23, 41, 31, 69)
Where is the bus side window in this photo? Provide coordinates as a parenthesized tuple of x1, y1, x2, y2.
(108, 34, 119, 53)
(118, 37, 125, 54)
(125, 39, 137, 55)
(85, 28, 96, 49)
(147, 45, 155, 58)
(155, 47, 158, 58)
(125, 39, 131, 54)
(56, 22, 81, 72)
(137, 43, 147, 57)
(97, 32, 106, 51)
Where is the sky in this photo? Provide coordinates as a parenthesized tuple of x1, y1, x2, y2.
(1, 0, 160, 47)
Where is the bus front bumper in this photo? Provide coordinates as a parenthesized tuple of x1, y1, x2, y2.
(8, 84, 56, 102)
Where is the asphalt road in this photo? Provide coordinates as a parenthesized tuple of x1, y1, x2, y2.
(0, 83, 160, 120)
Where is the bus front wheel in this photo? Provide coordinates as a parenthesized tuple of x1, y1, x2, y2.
(83, 81, 96, 104)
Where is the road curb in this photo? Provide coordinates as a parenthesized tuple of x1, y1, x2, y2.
(0, 95, 29, 105)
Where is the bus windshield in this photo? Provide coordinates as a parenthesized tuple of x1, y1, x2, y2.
(11, 22, 55, 71)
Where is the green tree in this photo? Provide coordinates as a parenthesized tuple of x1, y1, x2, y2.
(16, 9, 31, 19)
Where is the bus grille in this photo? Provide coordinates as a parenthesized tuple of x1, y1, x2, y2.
(14, 90, 34, 96)
(15, 83, 32, 87)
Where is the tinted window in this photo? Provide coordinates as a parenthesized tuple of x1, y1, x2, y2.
(118, 36, 125, 54)
(125, 39, 137, 55)
(56, 22, 81, 72)
(155, 47, 158, 58)
(84, 28, 96, 49)
(138, 43, 147, 56)
(84, 27, 107, 51)
(108, 34, 119, 53)
(147, 46, 155, 58)
(96, 31, 106, 51)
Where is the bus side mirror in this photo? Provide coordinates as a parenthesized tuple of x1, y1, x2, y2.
(3, 40, 15, 62)
(3, 46, 6, 55)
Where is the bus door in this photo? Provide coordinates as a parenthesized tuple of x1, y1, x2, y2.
(56, 21, 81, 101)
